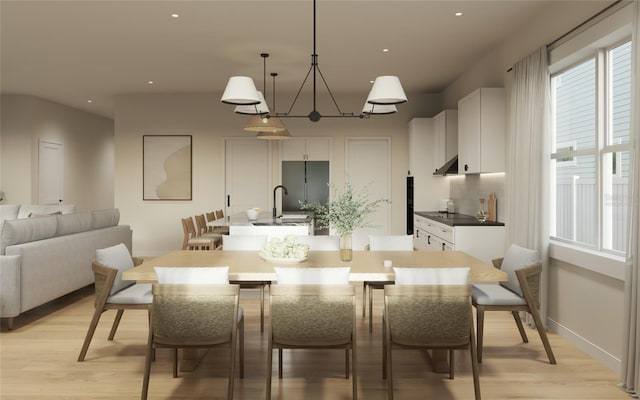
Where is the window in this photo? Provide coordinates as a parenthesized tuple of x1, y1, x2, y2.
(550, 40, 632, 254)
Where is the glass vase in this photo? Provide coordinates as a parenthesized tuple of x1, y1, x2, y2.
(340, 233, 353, 261)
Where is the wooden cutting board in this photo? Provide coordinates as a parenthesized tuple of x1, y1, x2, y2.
(487, 192, 497, 222)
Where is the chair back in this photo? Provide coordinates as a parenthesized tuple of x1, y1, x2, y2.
(270, 284, 356, 346)
(384, 284, 472, 347)
(184, 217, 198, 239)
(91, 262, 118, 307)
(195, 214, 208, 236)
(215, 209, 225, 219)
(151, 283, 240, 346)
(515, 263, 543, 308)
(95, 243, 135, 295)
(181, 218, 191, 249)
(222, 234, 267, 251)
(205, 211, 216, 232)
(368, 235, 414, 251)
(293, 235, 340, 251)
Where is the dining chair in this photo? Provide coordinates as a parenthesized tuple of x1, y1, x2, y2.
(196, 213, 223, 246)
(471, 244, 556, 364)
(141, 282, 243, 400)
(267, 267, 357, 400)
(77, 243, 152, 362)
(213, 209, 230, 235)
(364, 234, 414, 332)
(292, 234, 340, 251)
(205, 211, 217, 232)
(222, 234, 270, 333)
(383, 283, 480, 400)
(181, 217, 218, 250)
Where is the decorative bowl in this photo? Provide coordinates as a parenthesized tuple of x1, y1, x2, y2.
(258, 251, 309, 264)
(246, 208, 260, 220)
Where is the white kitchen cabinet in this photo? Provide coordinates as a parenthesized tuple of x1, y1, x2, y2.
(281, 137, 331, 161)
(432, 110, 458, 173)
(457, 88, 505, 174)
(414, 213, 505, 264)
(408, 118, 448, 212)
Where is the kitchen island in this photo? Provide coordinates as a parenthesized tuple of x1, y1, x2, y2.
(226, 211, 314, 237)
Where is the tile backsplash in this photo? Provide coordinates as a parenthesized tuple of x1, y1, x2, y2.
(449, 173, 505, 222)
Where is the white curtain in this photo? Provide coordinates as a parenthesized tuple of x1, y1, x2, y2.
(622, 1, 640, 395)
(505, 46, 550, 324)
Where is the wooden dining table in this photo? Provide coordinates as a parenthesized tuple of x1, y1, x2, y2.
(122, 249, 507, 283)
(123, 249, 507, 372)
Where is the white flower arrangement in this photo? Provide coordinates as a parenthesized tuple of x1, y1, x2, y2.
(261, 235, 310, 259)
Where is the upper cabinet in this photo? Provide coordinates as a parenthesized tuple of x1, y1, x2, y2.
(280, 138, 331, 161)
(432, 110, 458, 173)
(457, 88, 505, 174)
(408, 118, 432, 176)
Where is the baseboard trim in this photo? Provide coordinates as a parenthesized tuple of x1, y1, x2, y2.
(547, 317, 621, 374)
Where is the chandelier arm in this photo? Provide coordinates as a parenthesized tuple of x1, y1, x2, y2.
(283, 64, 314, 116)
(316, 64, 346, 115)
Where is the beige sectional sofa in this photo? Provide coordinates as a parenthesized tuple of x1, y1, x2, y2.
(0, 207, 132, 329)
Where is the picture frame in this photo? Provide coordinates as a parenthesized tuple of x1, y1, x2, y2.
(143, 135, 192, 200)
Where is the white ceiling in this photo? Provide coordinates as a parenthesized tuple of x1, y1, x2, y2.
(0, 0, 614, 118)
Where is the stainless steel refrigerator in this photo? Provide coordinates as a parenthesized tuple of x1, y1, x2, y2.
(281, 161, 330, 211)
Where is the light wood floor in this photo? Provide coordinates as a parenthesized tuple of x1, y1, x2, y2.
(0, 285, 627, 400)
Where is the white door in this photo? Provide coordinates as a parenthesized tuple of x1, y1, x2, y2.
(345, 138, 391, 250)
(225, 138, 271, 217)
(38, 140, 64, 205)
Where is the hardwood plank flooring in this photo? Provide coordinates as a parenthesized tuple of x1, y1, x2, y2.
(0, 285, 626, 399)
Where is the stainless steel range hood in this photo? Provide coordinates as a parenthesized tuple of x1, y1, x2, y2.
(433, 155, 458, 176)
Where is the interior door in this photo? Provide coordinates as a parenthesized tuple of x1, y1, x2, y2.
(38, 140, 64, 205)
(225, 138, 270, 216)
(345, 138, 391, 250)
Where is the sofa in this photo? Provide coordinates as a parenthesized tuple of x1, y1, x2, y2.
(0, 207, 132, 329)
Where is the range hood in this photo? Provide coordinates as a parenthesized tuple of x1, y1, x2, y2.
(433, 155, 458, 176)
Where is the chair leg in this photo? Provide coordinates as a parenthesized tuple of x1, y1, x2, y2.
(108, 309, 125, 340)
(476, 306, 485, 363)
(77, 307, 105, 361)
(141, 329, 154, 400)
(260, 284, 265, 333)
(172, 349, 178, 378)
(345, 349, 350, 379)
(528, 308, 557, 364)
(239, 317, 245, 378)
(266, 337, 273, 400)
(382, 315, 387, 379)
(228, 332, 237, 400)
(352, 345, 358, 400)
(449, 349, 454, 379)
(368, 285, 374, 333)
(362, 282, 367, 318)
(278, 348, 283, 379)
(512, 311, 529, 343)
(469, 327, 481, 400)
(386, 341, 394, 400)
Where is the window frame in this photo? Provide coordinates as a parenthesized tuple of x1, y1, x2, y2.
(549, 38, 633, 257)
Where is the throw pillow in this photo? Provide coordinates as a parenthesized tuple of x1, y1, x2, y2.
(154, 266, 229, 284)
(274, 266, 350, 285)
(499, 244, 540, 296)
(393, 267, 470, 285)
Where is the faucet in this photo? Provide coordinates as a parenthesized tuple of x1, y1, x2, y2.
(273, 185, 288, 218)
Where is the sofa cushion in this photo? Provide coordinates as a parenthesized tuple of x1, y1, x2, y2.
(92, 209, 120, 229)
(95, 243, 134, 295)
(17, 204, 76, 219)
(0, 216, 58, 254)
(0, 204, 21, 227)
(56, 212, 93, 236)
(500, 244, 540, 296)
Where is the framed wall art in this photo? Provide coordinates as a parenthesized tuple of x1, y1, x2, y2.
(143, 135, 192, 200)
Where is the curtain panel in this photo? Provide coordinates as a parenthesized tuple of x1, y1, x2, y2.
(622, 1, 640, 395)
(505, 46, 551, 324)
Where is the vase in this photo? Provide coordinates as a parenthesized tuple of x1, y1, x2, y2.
(340, 233, 353, 261)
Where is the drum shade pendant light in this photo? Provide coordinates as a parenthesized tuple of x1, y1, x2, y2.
(220, 0, 407, 122)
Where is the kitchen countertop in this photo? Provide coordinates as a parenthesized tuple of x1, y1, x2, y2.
(415, 211, 505, 227)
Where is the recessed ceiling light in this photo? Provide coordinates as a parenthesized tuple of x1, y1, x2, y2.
(148, 81, 154, 85)
(382, 48, 389, 52)
(455, 12, 463, 16)
(171, 13, 179, 18)
(87, 100, 93, 103)
(370, 80, 374, 84)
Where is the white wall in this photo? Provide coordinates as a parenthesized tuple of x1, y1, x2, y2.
(440, 1, 628, 372)
(114, 92, 441, 256)
(0, 95, 114, 210)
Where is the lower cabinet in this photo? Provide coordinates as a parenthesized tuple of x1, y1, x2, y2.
(413, 214, 504, 264)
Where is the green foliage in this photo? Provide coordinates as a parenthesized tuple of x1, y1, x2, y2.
(300, 180, 390, 235)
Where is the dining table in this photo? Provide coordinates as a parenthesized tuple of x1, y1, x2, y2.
(122, 249, 507, 372)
